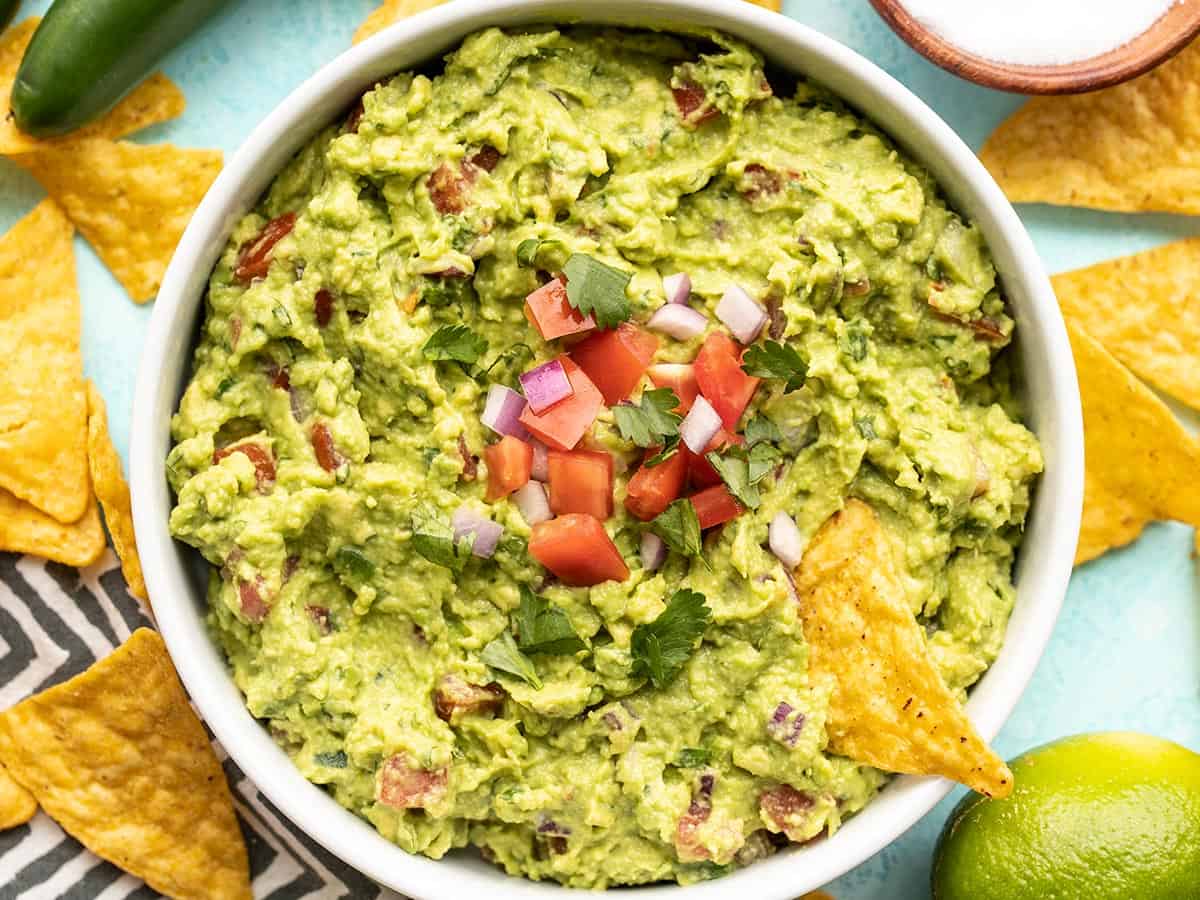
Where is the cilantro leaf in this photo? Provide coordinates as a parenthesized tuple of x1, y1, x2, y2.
(314, 750, 347, 768)
(706, 450, 761, 510)
(630, 588, 712, 688)
(515, 584, 586, 655)
(410, 509, 471, 572)
(855, 415, 878, 440)
(614, 389, 682, 448)
(650, 499, 702, 558)
(673, 747, 711, 768)
(516, 237, 565, 268)
(744, 414, 783, 447)
(741, 340, 807, 392)
(422, 324, 487, 365)
(481, 631, 543, 689)
(645, 434, 681, 468)
(563, 253, 632, 329)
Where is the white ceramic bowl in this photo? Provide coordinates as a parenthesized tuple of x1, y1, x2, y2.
(131, 1, 1084, 896)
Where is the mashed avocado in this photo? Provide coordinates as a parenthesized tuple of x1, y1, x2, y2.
(168, 27, 1042, 887)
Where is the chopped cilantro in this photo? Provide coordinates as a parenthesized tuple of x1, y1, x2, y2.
(481, 631, 542, 689)
(563, 253, 632, 329)
(673, 747, 711, 768)
(743, 413, 783, 447)
(515, 237, 565, 268)
(614, 389, 682, 449)
(410, 509, 471, 573)
(706, 450, 761, 510)
(630, 588, 712, 688)
(650, 499, 703, 558)
(215, 376, 236, 399)
(845, 324, 869, 362)
(741, 340, 807, 392)
(645, 435, 682, 467)
(747, 441, 782, 483)
(422, 324, 487, 365)
(421, 276, 476, 308)
(515, 585, 586, 655)
(855, 415, 878, 440)
(314, 750, 347, 768)
(335, 546, 376, 581)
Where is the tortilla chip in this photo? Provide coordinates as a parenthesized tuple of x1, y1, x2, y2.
(979, 40, 1200, 214)
(354, 0, 447, 43)
(0, 629, 251, 899)
(744, 0, 783, 9)
(15, 140, 223, 302)
(0, 199, 90, 523)
(0, 763, 36, 831)
(0, 489, 106, 567)
(1068, 321, 1200, 564)
(1052, 240, 1200, 412)
(794, 499, 1013, 798)
(86, 383, 147, 603)
(0, 18, 185, 155)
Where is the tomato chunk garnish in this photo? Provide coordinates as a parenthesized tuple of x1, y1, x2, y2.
(547, 449, 613, 520)
(647, 363, 700, 413)
(484, 436, 534, 501)
(529, 514, 629, 586)
(694, 332, 760, 429)
(234, 212, 295, 283)
(625, 448, 688, 521)
(311, 422, 343, 472)
(212, 442, 276, 491)
(518, 358, 604, 451)
(687, 428, 744, 490)
(377, 755, 448, 810)
(672, 81, 719, 125)
(427, 162, 472, 215)
(524, 277, 595, 341)
(690, 484, 743, 530)
(569, 322, 659, 406)
(314, 288, 334, 327)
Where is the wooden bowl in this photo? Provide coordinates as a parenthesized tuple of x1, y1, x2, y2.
(869, 0, 1200, 93)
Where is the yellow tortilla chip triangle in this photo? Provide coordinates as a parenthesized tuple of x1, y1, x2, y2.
(86, 383, 147, 604)
(795, 499, 1013, 798)
(1068, 321, 1200, 564)
(0, 199, 90, 523)
(15, 140, 223, 302)
(354, 0, 447, 43)
(0, 488, 106, 567)
(0, 18, 185, 155)
(0, 629, 251, 900)
(980, 41, 1200, 214)
(743, 0, 782, 9)
(0, 763, 36, 831)
(1052, 240, 1200, 412)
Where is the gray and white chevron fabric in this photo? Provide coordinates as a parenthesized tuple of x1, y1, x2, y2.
(0, 549, 402, 900)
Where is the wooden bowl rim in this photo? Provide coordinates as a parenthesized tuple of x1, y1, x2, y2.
(869, 0, 1200, 94)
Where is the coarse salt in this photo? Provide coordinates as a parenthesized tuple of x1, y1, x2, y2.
(900, 0, 1179, 66)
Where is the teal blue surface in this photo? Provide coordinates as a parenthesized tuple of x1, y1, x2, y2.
(1, 1, 1196, 896)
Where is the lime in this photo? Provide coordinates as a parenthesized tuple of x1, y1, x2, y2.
(932, 732, 1200, 900)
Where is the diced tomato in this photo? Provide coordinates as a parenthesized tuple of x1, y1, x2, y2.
(687, 429, 744, 490)
(485, 436, 533, 501)
(569, 323, 659, 406)
(529, 514, 629, 586)
(694, 332, 760, 429)
(647, 363, 700, 413)
(237, 577, 269, 623)
(469, 145, 502, 172)
(377, 755, 448, 810)
(625, 448, 688, 521)
(434, 674, 504, 723)
(314, 288, 334, 327)
(672, 81, 719, 125)
(519, 358, 604, 451)
(759, 785, 816, 841)
(741, 163, 783, 200)
(311, 422, 343, 472)
(690, 484, 743, 530)
(306, 604, 331, 634)
(270, 365, 290, 391)
(524, 277, 595, 341)
(427, 162, 472, 215)
(213, 442, 276, 491)
(547, 449, 613, 520)
(234, 212, 295, 283)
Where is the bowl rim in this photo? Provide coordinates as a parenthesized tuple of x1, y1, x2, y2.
(130, 1, 1084, 897)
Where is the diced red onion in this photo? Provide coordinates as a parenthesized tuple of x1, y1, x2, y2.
(680, 396, 722, 454)
(768, 511, 803, 569)
(482, 384, 529, 440)
(648, 303, 707, 341)
(662, 272, 692, 305)
(716, 284, 768, 344)
(640, 532, 667, 571)
(513, 481, 552, 525)
(520, 359, 574, 414)
(530, 439, 550, 482)
(452, 506, 504, 558)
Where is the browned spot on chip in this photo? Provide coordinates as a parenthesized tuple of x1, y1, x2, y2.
(1053, 240, 1200, 412)
(0, 629, 251, 899)
(980, 41, 1200, 214)
(794, 499, 1013, 798)
(15, 141, 223, 302)
(1068, 321, 1200, 564)
(86, 382, 147, 605)
(0, 199, 90, 523)
(0, 19, 185, 155)
(353, 0, 447, 44)
(0, 763, 36, 831)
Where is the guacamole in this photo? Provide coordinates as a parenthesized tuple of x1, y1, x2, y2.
(168, 27, 1043, 887)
